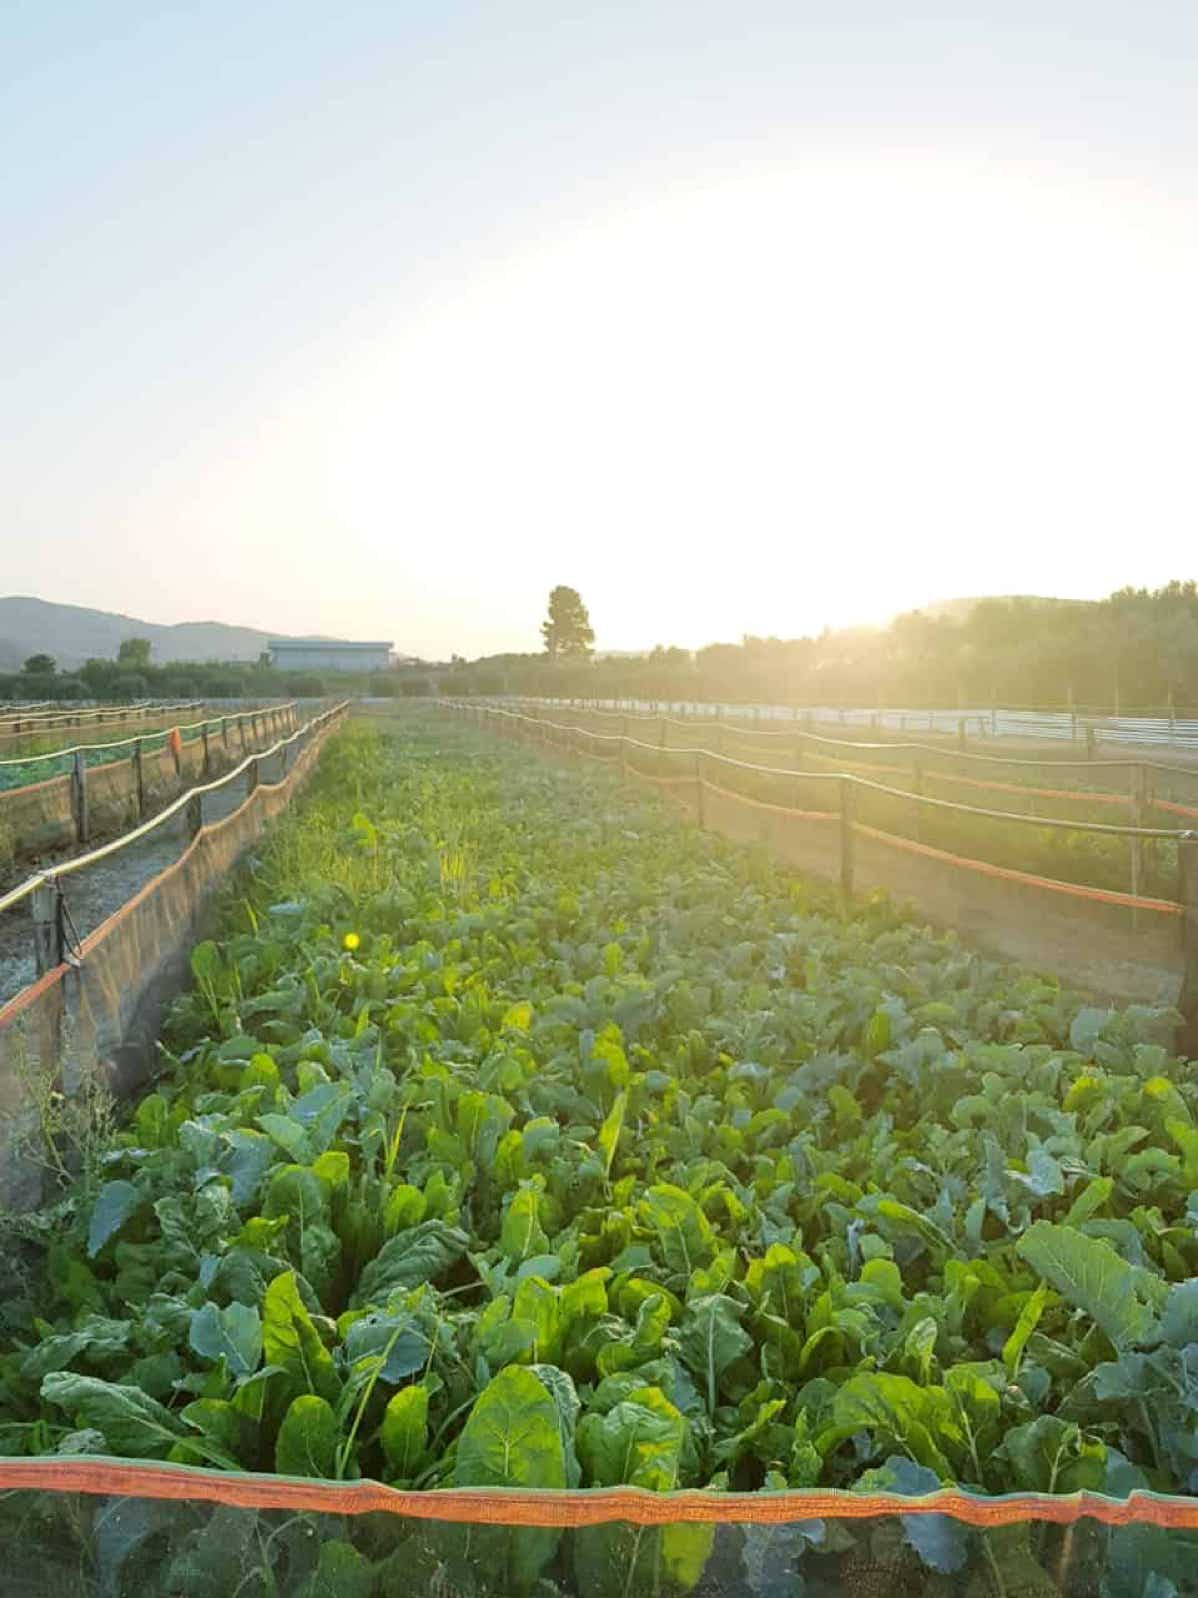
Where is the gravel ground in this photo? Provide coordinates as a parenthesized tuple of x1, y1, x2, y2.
(0, 774, 251, 1009)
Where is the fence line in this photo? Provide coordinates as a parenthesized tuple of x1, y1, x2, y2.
(517, 697, 1198, 773)
(0, 700, 295, 772)
(446, 701, 1198, 1042)
(0, 698, 205, 739)
(0, 703, 346, 975)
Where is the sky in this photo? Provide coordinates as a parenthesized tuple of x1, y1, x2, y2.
(3, 2, 1198, 659)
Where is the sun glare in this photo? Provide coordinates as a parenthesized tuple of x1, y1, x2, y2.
(325, 155, 1198, 651)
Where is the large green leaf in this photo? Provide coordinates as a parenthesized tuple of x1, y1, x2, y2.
(275, 1394, 340, 1478)
(189, 1301, 263, 1378)
(354, 1221, 469, 1304)
(262, 1270, 339, 1403)
(997, 1415, 1106, 1494)
(675, 1294, 752, 1414)
(40, 1373, 184, 1457)
(86, 1181, 142, 1258)
(638, 1185, 716, 1282)
(577, 1386, 684, 1489)
(453, 1365, 567, 1488)
(380, 1384, 428, 1479)
(1016, 1221, 1160, 1349)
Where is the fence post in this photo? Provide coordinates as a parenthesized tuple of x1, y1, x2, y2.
(840, 779, 855, 902)
(222, 717, 230, 753)
(247, 757, 260, 796)
(1129, 764, 1148, 930)
(71, 751, 89, 846)
(132, 738, 145, 818)
(1085, 725, 1097, 760)
(1177, 834, 1198, 1057)
(185, 793, 203, 839)
(202, 725, 212, 777)
(695, 752, 705, 828)
(31, 879, 62, 976)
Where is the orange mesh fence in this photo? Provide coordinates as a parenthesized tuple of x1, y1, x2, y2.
(0, 1457, 1197, 1528)
(544, 705, 1198, 828)
(0, 1463, 1195, 1597)
(462, 706, 1191, 1010)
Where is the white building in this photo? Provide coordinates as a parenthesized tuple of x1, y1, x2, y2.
(268, 639, 395, 673)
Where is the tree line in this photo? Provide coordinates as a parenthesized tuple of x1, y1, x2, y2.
(8, 580, 1198, 711)
(444, 581, 1198, 712)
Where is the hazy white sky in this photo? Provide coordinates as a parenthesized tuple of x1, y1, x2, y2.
(3, 3, 1197, 657)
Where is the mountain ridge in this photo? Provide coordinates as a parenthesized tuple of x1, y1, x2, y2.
(0, 596, 311, 670)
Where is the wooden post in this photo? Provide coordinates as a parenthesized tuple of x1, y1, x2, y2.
(132, 738, 145, 818)
(1130, 765, 1147, 929)
(1085, 725, 1097, 760)
(72, 751, 89, 846)
(695, 752, 705, 828)
(202, 725, 212, 777)
(840, 779, 855, 901)
(222, 717, 230, 752)
(1176, 834, 1198, 1058)
(31, 880, 61, 976)
(239, 716, 248, 755)
(248, 757, 260, 796)
(185, 793, 203, 838)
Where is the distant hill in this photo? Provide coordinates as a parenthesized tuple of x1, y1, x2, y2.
(0, 596, 306, 670)
(911, 595, 1091, 622)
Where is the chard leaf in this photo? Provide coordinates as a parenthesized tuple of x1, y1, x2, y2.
(598, 1090, 627, 1179)
(262, 1270, 339, 1403)
(1016, 1221, 1160, 1349)
(577, 1386, 685, 1489)
(354, 1220, 470, 1304)
(380, 1384, 429, 1479)
(675, 1294, 752, 1414)
(275, 1394, 339, 1477)
(189, 1301, 263, 1378)
(454, 1365, 567, 1488)
(87, 1181, 142, 1258)
(854, 1456, 969, 1573)
(40, 1373, 184, 1457)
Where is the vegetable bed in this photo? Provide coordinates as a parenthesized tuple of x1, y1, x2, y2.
(1, 717, 1196, 1550)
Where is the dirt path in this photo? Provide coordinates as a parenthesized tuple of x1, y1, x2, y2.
(0, 774, 251, 1009)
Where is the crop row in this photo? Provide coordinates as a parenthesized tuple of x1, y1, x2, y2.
(0, 714, 1195, 1594)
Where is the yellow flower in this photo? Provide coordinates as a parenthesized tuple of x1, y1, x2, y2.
(343, 932, 360, 951)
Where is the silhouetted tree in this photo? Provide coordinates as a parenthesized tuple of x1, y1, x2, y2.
(541, 586, 594, 660)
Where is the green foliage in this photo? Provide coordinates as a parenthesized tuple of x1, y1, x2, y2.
(3, 714, 1197, 1549)
(541, 584, 595, 661)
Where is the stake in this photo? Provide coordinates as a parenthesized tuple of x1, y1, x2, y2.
(31, 880, 62, 976)
(1177, 834, 1198, 1058)
(1130, 765, 1146, 931)
(132, 738, 145, 818)
(840, 779, 855, 902)
(72, 751, 89, 846)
